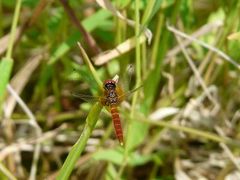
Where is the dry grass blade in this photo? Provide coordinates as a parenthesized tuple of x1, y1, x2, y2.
(174, 157, 191, 180)
(173, 29, 219, 107)
(167, 24, 240, 69)
(5, 53, 44, 118)
(6, 85, 42, 180)
(215, 126, 240, 171)
(93, 35, 146, 65)
(0, 124, 66, 160)
(166, 21, 223, 62)
(227, 32, 240, 40)
(0, 28, 21, 56)
(149, 107, 179, 121)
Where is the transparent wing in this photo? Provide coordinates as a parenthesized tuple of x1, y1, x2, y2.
(118, 85, 143, 100)
(71, 92, 101, 103)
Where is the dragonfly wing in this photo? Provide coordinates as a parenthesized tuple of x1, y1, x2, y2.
(71, 92, 100, 103)
(118, 85, 143, 100)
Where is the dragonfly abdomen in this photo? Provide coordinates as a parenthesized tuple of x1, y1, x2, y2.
(110, 106, 124, 146)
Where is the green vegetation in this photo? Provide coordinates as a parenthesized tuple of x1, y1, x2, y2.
(1, 0, 240, 179)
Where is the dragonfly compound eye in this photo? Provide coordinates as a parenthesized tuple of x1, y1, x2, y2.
(104, 79, 116, 90)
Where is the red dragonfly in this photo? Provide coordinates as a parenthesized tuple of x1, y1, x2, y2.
(73, 76, 141, 146)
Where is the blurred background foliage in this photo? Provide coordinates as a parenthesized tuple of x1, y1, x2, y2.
(1, 0, 240, 179)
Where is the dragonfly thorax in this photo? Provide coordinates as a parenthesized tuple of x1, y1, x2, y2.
(104, 90, 118, 106)
(102, 79, 119, 106)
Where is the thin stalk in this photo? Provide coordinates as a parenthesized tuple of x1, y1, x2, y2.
(117, 0, 142, 178)
(130, 0, 141, 116)
(0, 162, 17, 180)
(138, 118, 236, 146)
(6, 0, 22, 59)
(77, 42, 102, 89)
(134, 0, 141, 89)
(129, 0, 141, 149)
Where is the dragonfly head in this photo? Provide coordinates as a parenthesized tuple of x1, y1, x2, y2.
(104, 79, 116, 90)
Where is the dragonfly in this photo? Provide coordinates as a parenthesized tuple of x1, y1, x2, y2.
(72, 76, 141, 146)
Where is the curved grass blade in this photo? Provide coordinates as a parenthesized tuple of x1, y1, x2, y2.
(56, 102, 103, 180)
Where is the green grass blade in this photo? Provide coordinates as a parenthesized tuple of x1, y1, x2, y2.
(77, 42, 102, 89)
(137, 117, 233, 146)
(56, 102, 103, 180)
(125, 117, 147, 151)
(0, 58, 13, 109)
(141, 0, 163, 25)
(142, 0, 182, 114)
